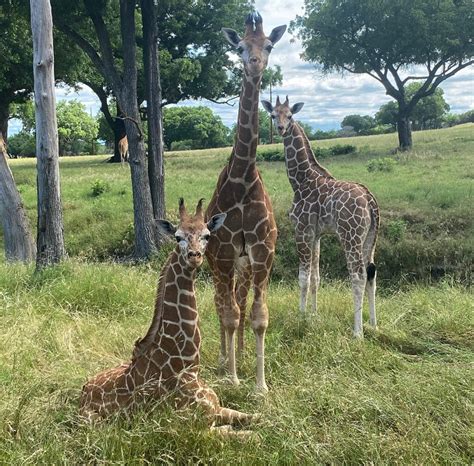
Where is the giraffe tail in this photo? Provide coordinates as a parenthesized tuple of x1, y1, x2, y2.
(365, 196, 380, 283)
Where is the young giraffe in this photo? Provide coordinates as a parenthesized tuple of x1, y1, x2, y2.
(262, 97, 380, 337)
(206, 13, 286, 391)
(118, 135, 128, 165)
(80, 199, 257, 432)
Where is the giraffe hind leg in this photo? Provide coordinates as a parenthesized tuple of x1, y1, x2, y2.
(366, 263, 377, 328)
(235, 257, 251, 356)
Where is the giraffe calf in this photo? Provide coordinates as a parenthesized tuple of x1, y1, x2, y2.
(80, 199, 258, 435)
(262, 97, 380, 338)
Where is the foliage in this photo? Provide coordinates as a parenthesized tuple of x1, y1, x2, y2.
(293, 0, 474, 148)
(256, 143, 357, 162)
(407, 83, 450, 130)
(56, 101, 99, 155)
(366, 157, 397, 173)
(90, 179, 110, 197)
(341, 114, 375, 133)
(375, 101, 399, 128)
(10, 100, 35, 134)
(0, 260, 472, 463)
(163, 106, 229, 150)
(385, 219, 407, 243)
(7, 131, 36, 157)
(443, 110, 474, 127)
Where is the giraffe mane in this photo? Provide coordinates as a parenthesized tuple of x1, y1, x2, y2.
(132, 251, 175, 359)
(296, 122, 334, 179)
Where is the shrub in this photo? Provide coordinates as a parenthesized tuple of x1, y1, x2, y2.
(385, 219, 407, 242)
(90, 179, 110, 197)
(7, 131, 36, 157)
(256, 144, 356, 162)
(171, 140, 194, 151)
(366, 157, 397, 172)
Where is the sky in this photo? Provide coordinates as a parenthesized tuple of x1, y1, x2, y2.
(9, 0, 474, 135)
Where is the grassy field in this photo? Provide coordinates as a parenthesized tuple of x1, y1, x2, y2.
(3, 123, 473, 282)
(0, 125, 473, 463)
(0, 261, 472, 464)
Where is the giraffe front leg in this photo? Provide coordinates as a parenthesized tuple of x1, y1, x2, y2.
(349, 260, 367, 339)
(296, 227, 315, 315)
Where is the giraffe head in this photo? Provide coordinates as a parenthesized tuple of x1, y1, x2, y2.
(157, 199, 227, 269)
(222, 12, 286, 78)
(261, 96, 305, 136)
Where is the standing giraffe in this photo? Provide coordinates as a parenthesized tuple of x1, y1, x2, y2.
(206, 13, 286, 391)
(118, 135, 129, 165)
(80, 199, 257, 433)
(261, 97, 380, 337)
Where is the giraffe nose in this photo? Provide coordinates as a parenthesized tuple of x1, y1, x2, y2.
(188, 251, 202, 258)
(278, 125, 284, 131)
(249, 56, 260, 64)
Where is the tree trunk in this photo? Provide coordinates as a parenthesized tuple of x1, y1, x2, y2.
(397, 114, 413, 151)
(119, 0, 156, 259)
(30, 0, 66, 268)
(0, 103, 9, 142)
(141, 0, 165, 222)
(109, 112, 126, 163)
(0, 134, 36, 261)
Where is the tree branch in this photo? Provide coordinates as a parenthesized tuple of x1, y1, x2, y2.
(114, 115, 143, 138)
(82, 80, 115, 129)
(205, 95, 239, 106)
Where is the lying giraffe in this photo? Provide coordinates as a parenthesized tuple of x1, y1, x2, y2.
(206, 12, 286, 392)
(80, 199, 256, 433)
(262, 97, 380, 337)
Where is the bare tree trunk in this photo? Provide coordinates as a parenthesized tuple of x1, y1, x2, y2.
(119, 0, 157, 258)
(0, 103, 9, 142)
(397, 114, 413, 151)
(0, 134, 36, 261)
(30, 0, 66, 268)
(141, 0, 165, 222)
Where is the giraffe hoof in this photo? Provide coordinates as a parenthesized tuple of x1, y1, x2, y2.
(229, 376, 240, 386)
(255, 383, 268, 394)
(352, 330, 364, 339)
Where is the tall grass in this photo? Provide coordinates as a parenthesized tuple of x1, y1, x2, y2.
(0, 261, 472, 463)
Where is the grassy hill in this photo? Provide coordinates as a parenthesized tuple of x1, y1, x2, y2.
(3, 123, 473, 283)
(0, 124, 473, 463)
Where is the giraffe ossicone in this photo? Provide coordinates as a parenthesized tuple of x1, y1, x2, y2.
(79, 199, 257, 435)
(262, 97, 380, 338)
(206, 13, 286, 392)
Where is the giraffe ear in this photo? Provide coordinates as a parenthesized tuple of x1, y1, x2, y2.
(207, 213, 227, 232)
(222, 28, 241, 48)
(268, 25, 287, 45)
(156, 219, 176, 236)
(261, 100, 273, 113)
(291, 102, 305, 114)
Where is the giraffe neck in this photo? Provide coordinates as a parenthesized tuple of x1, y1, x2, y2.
(228, 71, 262, 179)
(283, 122, 333, 191)
(133, 250, 200, 372)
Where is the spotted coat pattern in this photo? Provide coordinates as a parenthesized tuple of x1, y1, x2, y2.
(283, 120, 380, 337)
(79, 207, 255, 431)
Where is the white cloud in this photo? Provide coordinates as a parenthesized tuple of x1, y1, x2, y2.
(10, 1, 474, 136)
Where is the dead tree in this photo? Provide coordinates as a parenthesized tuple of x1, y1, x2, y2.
(30, 0, 66, 268)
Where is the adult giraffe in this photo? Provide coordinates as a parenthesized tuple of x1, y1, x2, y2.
(206, 12, 286, 392)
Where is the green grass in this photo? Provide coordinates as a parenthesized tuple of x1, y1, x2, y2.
(4, 124, 474, 283)
(1, 125, 473, 463)
(0, 261, 472, 463)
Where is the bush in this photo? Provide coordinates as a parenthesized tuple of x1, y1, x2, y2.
(256, 144, 357, 162)
(90, 179, 110, 197)
(385, 219, 407, 242)
(366, 157, 397, 172)
(171, 140, 194, 151)
(7, 131, 36, 157)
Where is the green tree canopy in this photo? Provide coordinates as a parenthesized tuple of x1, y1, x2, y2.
(293, 0, 474, 149)
(56, 100, 98, 155)
(341, 114, 375, 133)
(163, 106, 229, 150)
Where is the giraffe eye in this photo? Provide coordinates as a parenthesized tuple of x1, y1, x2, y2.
(271, 115, 276, 119)
(203, 234, 210, 241)
(176, 236, 184, 243)
(288, 115, 292, 119)
(265, 45, 273, 52)
(237, 46, 244, 54)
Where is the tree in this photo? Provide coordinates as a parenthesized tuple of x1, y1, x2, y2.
(341, 114, 375, 134)
(407, 83, 450, 130)
(261, 65, 283, 143)
(30, 0, 66, 268)
(56, 100, 98, 155)
(0, 134, 36, 261)
(375, 101, 398, 128)
(163, 107, 229, 150)
(294, 0, 474, 150)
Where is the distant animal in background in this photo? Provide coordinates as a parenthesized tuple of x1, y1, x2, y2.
(262, 96, 380, 338)
(118, 135, 128, 165)
(79, 199, 257, 436)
